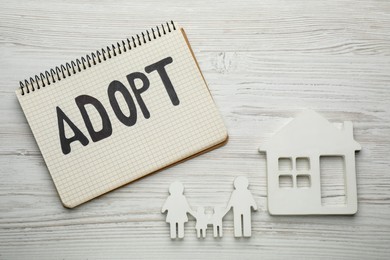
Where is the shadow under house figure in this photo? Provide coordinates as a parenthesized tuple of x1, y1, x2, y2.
(225, 176, 258, 237)
(161, 182, 194, 239)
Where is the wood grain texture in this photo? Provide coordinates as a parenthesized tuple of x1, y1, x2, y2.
(1, 0, 389, 259)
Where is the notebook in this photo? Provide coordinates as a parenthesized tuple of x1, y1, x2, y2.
(16, 21, 228, 208)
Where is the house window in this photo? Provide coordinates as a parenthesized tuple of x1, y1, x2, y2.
(278, 157, 292, 171)
(279, 175, 293, 188)
(296, 174, 310, 188)
(278, 157, 293, 188)
(278, 157, 311, 188)
(296, 157, 311, 188)
(296, 157, 310, 171)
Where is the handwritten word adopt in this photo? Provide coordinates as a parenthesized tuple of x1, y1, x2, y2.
(56, 57, 178, 155)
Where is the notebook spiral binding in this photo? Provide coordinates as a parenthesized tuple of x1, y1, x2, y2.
(19, 21, 176, 96)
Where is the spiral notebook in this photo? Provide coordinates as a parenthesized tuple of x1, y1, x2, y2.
(16, 21, 228, 208)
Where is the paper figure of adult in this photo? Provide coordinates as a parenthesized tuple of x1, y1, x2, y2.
(161, 182, 195, 239)
(224, 176, 257, 237)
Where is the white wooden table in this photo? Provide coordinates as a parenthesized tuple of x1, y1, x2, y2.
(1, 0, 390, 259)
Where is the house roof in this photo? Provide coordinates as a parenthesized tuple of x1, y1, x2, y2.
(259, 110, 361, 152)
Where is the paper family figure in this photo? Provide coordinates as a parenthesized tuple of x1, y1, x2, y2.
(211, 207, 224, 237)
(194, 207, 208, 238)
(259, 109, 361, 215)
(225, 176, 258, 237)
(161, 182, 194, 239)
(193, 206, 225, 238)
(162, 177, 257, 239)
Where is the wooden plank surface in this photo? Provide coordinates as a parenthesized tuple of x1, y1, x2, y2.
(1, 0, 389, 259)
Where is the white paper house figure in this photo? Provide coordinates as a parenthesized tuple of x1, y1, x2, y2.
(259, 110, 361, 215)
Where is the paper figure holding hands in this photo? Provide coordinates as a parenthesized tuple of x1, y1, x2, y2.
(225, 176, 258, 237)
(162, 176, 257, 239)
(194, 207, 209, 238)
(161, 182, 194, 239)
(211, 207, 224, 237)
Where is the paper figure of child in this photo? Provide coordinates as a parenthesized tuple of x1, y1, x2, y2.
(194, 207, 209, 238)
(225, 176, 257, 237)
(161, 182, 195, 239)
(211, 207, 224, 238)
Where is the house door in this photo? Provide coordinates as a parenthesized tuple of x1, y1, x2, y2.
(319, 155, 346, 206)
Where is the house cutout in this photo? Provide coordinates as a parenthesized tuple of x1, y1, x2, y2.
(259, 110, 361, 215)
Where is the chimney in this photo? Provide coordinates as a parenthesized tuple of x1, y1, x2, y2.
(343, 121, 353, 137)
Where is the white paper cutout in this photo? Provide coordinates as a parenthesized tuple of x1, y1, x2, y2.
(211, 207, 224, 237)
(195, 207, 208, 238)
(161, 182, 194, 239)
(259, 110, 361, 215)
(162, 177, 257, 239)
(226, 176, 258, 237)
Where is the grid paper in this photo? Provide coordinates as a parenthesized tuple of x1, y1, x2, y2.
(16, 27, 228, 208)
